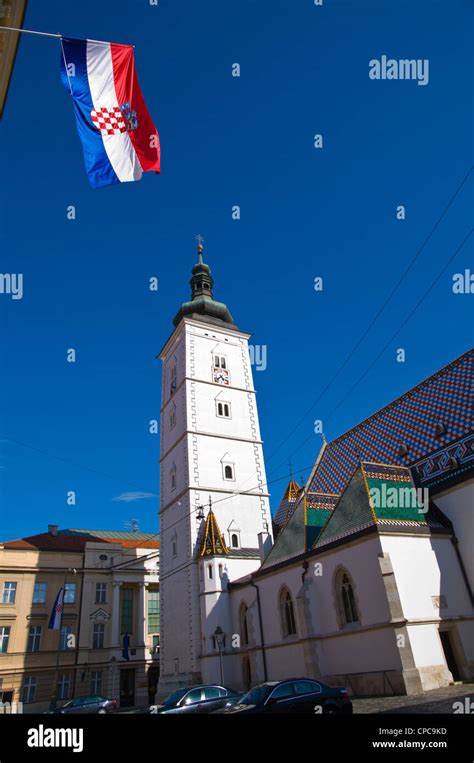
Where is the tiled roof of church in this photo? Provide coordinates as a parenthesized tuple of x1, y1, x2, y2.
(314, 462, 451, 550)
(272, 479, 303, 531)
(308, 349, 473, 497)
(198, 509, 229, 557)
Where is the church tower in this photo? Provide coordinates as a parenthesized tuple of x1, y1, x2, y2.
(157, 239, 273, 694)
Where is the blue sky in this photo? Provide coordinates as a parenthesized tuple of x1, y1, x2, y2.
(0, 0, 472, 540)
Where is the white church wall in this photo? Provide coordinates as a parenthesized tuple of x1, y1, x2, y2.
(313, 535, 390, 635)
(380, 534, 472, 621)
(433, 479, 474, 592)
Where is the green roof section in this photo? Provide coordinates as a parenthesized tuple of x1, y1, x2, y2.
(262, 497, 306, 568)
(314, 468, 375, 549)
(305, 507, 332, 550)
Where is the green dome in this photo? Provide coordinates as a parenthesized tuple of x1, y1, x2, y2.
(173, 249, 237, 329)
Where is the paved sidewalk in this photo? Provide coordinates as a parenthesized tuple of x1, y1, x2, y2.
(353, 683, 474, 714)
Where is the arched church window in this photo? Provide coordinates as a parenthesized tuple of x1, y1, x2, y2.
(279, 588, 297, 638)
(224, 464, 234, 480)
(208, 565, 213, 580)
(231, 533, 239, 548)
(218, 564, 223, 578)
(240, 603, 249, 646)
(336, 570, 359, 625)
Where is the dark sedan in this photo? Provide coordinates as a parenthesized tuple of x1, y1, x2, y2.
(50, 695, 117, 714)
(217, 679, 352, 715)
(149, 685, 242, 714)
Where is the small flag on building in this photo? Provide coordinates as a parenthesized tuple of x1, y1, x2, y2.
(60, 37, 160, 189)
(122, 632, 130, 661)
(48, 587, 65, 630)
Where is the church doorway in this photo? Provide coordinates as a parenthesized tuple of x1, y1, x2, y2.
(439, 630, 460, 681)
(242, 657, 252, 692)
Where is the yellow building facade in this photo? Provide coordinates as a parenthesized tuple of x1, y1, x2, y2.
(0, 526, 160, 712)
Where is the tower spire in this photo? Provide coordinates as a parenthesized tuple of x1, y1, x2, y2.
(172, 236, 237, 329)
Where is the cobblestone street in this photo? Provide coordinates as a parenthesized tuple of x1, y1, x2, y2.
(353, 684, 474, 714)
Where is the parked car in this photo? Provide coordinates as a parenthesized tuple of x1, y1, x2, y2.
(149, 685, 242, 714)
(49, 695, 118, 714)
(216, 679, 352, 715)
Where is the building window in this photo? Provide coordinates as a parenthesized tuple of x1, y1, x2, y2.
(240, 603, 249, 646)
(174, 658, 179, 674)
(223, 464, 235, 481)
(120, 589, 133, 635)
(33, 583, 47, 604)
(214, 355, 227, 369)
(172, 530, 177, 558)
(92, 623, 105, 649)
(64, 583, 76, 604)
(336, 571, 359, 625)
(27, 625, 42, 653)
(280, 588, 297, 638)
(218, 564, 223, 578)
(231, 533, 240, 549)
(95, 583, 107, 604)
(170, 363, 177, 396)
(57, 673, 72, 700)
(170, 407, 176, 429)
(0, 626, 11, 653)
(60, 624, 73, 651)
(90, 671, 103, 695)
(208, 565, 213, 580)
(22, 676, 37, 704)
(152, 634, 160, 648)
(170, 465, 177, 491)
(216, 401, 231, 418)
(1, 582, 17, 604)
(148, 591, 160, 634)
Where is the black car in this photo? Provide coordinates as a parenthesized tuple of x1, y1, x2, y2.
(217, 679, 352, 715)
(49, 695, 118, 714)
(149, 685, 242, 714)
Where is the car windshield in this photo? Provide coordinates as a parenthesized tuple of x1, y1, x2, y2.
(162, 689, 188, 707)
(238, 685, 273, 706)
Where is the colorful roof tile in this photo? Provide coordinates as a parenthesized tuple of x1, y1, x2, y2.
(273, 479, 303, 531)
(308, 349, 473, 497)
(199, 510, 229, 557)
(314, 462, 451, 550)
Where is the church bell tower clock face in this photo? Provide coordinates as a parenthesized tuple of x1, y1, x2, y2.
(213, 367, 230, 386)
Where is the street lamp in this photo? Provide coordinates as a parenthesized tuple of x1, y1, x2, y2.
(214, 626, 225, 685)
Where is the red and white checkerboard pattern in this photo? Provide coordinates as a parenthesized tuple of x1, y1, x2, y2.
(90, 106, 127, 136)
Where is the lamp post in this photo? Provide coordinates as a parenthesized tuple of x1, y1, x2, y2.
(214, 626, 225, 685)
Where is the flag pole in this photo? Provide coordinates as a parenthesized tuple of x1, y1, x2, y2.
(0, 26, 134, 47)
(49, 567, 76, 712)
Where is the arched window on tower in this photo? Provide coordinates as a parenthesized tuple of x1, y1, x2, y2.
(279, 588, 297, 638)
(335, 569, 359, 626)
(231, 533, 239, 549)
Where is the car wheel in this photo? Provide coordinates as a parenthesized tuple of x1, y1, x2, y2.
(97, 708, 107, 714)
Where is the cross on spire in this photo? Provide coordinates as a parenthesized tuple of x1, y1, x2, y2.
(195, 234, 204, 262)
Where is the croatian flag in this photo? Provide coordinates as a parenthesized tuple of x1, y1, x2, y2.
(48, 587, 65, 630)
(60, 38, 160, 189)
